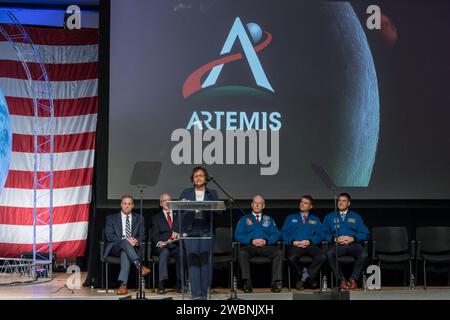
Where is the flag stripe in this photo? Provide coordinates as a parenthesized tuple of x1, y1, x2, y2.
(5, 168, 93, 189)
(0, 42, 98, 64)
(10, 114, 97, 135)
(0, 204, 90, 226)
(0, 240, 87, 258)
(0, 186, 92, 208)
(1, 78, 98, 99)
(12, 132, 96, 153)
(0, 60, 98, 81)
(6, 96, 98, 117)
(0, 26, 98, 45)
(10, 150, 94, 171)
(0, 221, 88, 244)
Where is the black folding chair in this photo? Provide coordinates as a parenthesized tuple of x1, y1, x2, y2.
(416, 226, 450, 289)
(372, 227, 415, 286)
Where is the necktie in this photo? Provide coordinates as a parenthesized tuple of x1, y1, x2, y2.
(256, 215, 260, 223)
(125, 215, 131, 238)
(302, 215, 306, 224)
(166, 211, 173, 229)
(341, 213, 346, 221)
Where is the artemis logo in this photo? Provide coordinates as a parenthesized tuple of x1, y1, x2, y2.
(183, 17, 274, 98)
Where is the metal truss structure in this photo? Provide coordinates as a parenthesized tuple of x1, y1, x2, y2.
(0, 10, 54, 283)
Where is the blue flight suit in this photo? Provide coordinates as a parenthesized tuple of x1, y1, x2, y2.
(322, 210, 369, 283)
(235, 213, 283, 285)
(281, 213, 326, 285)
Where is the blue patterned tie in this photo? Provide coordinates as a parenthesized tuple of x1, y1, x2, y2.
(125, 215, 131, 238)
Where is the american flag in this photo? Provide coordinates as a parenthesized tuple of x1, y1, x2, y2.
(0, 25, 98, 257)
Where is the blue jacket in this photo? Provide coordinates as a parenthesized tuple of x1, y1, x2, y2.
(178, 187, 219, 235)
(103, 212, 144, 259)
(322, 210, 369, 242)
(281, 213, 323, 245)
(235, 213, 280, 245)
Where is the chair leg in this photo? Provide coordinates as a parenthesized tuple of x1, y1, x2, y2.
(448, 263, 450, 287)
(101, 261, 104, 289)
(409, 260, 413, 287)
(287, 264, 291, 291)
(415, 258, 418, 288)
(152, 262, 156, 290)
(423, 260, 427, 290)
(230, 261, 234, 292)
(106, 262, 109, 292)
(319, 270, 323, 290)
(403, 261, 407, 287)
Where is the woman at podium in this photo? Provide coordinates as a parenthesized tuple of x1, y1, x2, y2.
(179, 166, 219, 299)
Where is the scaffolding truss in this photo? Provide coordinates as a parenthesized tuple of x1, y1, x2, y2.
(0, 10, 54, 283)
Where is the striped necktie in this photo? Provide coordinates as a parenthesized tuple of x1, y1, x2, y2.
(125, 215, 131, 238)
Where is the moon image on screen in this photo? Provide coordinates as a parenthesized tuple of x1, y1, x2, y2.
(0, 87, 12, 193)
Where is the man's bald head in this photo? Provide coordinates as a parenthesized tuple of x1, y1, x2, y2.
(251, 195, 265, 214)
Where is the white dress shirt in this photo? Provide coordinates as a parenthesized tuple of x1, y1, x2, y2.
(252, 212, 262, 222)
(195, 190, 205, 201)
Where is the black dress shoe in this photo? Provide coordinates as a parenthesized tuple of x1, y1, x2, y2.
(157, 287, 165, 294)
(296, 279, 304, 291)
(305, 279, 318, 289)
(157, 281, 166, 294)
(271, 282, 282, 293)
(243, 280, 253, 293)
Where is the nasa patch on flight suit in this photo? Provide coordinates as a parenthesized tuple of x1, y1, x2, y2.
(347, 218, 356, 224)
(262, 215, 270, 227)
(292, 219, 298, 223)
(246, 218, 253, 225)
(308, 220, 317, 225)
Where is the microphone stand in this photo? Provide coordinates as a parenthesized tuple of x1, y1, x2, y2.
(331, 187, 340, 294)
(208, 177, 244, 300)
(310, 164, 344, 296)
(136, 186, 148, 299)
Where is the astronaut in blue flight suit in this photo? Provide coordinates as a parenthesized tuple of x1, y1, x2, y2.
(235, 195, 283, 293)
(322, 192, 369, 290)
(281, 195, 326, 290)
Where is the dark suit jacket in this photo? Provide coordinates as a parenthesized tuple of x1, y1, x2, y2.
(178, 187, 220, 235)
(103, 212, 145, 259)
(151, 210, 179, 252)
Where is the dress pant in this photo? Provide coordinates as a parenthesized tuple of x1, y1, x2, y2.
(111, 239, 140, 284)
(286, 245, 326, 282)
(326, 242, 368, 282)
(155, 245, 180, 285)
(239, 245, 283, 283)
(184, 237, 213, 299)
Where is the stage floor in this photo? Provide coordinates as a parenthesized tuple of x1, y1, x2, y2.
(1, 272, 450, 300)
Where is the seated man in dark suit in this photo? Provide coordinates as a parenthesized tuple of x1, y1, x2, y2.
(151, 193, 181, 294)
(103, 194, 150, 295)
